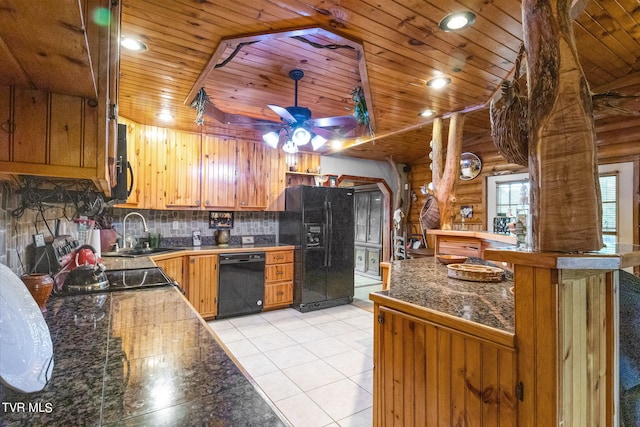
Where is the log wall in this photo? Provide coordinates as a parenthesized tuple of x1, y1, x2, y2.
(407, 112, 640, 247)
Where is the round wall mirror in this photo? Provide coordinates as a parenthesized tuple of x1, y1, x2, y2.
(460, 152, 482, 180)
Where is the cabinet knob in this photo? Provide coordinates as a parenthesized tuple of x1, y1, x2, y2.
(195, 200, 201, 206)
(276, 270, 283, 275)
(206, 200, 210, 205)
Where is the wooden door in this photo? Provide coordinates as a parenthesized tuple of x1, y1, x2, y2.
(165, 130, 201, 208)
(374, 305, 518, 426)
(187, 254, 218, 319)
(236, 140, 268, 209)
(202, 135, 236, 209)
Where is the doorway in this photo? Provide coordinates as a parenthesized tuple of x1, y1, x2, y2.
(354, 188, 384, 280)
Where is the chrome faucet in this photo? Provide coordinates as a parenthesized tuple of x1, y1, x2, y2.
(121, 212, 149, 250)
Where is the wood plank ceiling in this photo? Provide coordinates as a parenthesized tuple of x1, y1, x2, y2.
(2, 1, 639, 165)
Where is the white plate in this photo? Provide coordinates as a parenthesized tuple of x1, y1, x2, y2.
(0, 264, 54, 393)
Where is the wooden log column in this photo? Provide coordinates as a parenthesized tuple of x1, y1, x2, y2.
(523, 0, 603, 252)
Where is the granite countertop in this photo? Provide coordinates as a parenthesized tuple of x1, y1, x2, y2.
(101, 244, 294, 271)
(0, 287, 289, 426)
(372, 258, 514, 333)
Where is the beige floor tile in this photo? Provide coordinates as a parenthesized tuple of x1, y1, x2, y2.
(282, 359, 345, 391)
(237, 352, 279, 378)
(253, 370, 303, 402)
(275, 393, 333, 427)
(306, 378, 372, 421)
(223, 339, 260, 358)
(250, 331, 298, 353)
(264, 344, 319, 370)
(302, 337, 354, 359)
(324, 349, 374, 377)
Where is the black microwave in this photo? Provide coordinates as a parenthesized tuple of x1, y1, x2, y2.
(111, 123, 132, 202)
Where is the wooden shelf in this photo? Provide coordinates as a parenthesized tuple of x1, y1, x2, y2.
(285, 171, 323, 176)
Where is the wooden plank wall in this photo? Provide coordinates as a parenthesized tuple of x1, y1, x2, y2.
(407, 112, 640, 245)
(375, 306, 517, 426)
(559, 270, 609, 427)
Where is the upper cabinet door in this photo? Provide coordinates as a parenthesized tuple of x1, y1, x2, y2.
(202, 136, 237, 209)
(165, 130, 202, 208)
(236, 140, 268, 210)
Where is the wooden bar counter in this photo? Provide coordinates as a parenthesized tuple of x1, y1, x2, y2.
(427, 229, 517, 258)
(371, 245, 640, 426)
(370, 258, 518, 426)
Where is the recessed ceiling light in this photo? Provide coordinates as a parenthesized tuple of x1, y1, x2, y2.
(156, 111, 174, 121)
(419, 109, 436, 117)
(121, 37, 147, 52)
(439, 11, 476, 32)
(427, 77, 451, 89)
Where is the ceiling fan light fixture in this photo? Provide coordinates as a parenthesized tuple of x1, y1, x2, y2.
(291, 127, 311, 145)
(121, 37, 147, 52)
(427, 77, 451, 89)
(282, 140, 299, 154)
(439, 12, 476, 32)
(262, 131, 280, 148)
(311, 134, 327, 150)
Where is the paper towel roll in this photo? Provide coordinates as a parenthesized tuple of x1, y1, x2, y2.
(90, 229, 101, 259)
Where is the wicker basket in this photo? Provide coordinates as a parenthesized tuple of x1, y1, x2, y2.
(490, 45, 529, 167)
(420, 195, 440, 230)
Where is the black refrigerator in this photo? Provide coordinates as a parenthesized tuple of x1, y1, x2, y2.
(279, 185, 355, 312)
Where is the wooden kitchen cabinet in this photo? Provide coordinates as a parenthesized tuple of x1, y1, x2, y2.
(203, 137, 269, 210)
(0, 0, 120, 195)
(153, 255, 185, 288)
(187, 254, 219, 319)
(263, 250, 293, 309)
(236, 140, 268, 209)
(374, 305, 517, 426)
(202, 135, 237, 209)
(165, 130, 202, 208)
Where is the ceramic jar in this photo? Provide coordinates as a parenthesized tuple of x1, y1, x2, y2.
(20, 273, 54, 312)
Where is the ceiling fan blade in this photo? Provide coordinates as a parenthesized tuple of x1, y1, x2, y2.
(307, 115, 359, 129)
(204, 102, 281, 130)
(268, 104, 297, 124)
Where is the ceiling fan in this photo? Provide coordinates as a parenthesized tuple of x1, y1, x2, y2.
(261, 69, 360, 152)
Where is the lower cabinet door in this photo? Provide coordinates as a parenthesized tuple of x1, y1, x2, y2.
(264, 282, 293, 309)
(188, 254, 218, 318)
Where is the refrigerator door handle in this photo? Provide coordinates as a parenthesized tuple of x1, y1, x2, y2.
(323, 201, 329, 267)
(327, 201, 333, 267)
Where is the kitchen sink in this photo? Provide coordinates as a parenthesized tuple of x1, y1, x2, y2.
(101, 248, 182, 258)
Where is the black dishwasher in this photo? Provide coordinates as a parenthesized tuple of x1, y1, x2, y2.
(217, 252, 265, 318)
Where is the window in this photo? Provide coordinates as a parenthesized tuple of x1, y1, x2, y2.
(600, 174, 618, 246)
(496, 180, 529, 217)
(491, 173, 620, 244)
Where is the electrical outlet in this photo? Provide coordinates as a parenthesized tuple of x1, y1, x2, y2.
(33, 233, 46, 247)
(242, 236, 254, 245)
(172, 221, 179, 230)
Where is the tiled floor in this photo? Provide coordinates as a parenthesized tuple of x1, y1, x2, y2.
(207, 282, 381, 427)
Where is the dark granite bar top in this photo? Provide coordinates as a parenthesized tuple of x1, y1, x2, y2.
(372, 258, 514, 333)
(0, 287, 289, 426)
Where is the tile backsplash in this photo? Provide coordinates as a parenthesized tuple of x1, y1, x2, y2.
(109, 209, 277, 247)
(1, 181, 278, 274)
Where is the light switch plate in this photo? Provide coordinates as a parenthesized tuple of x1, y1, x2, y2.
(242, 236, 254, 245)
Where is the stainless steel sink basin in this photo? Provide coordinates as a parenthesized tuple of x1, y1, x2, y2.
(101, 248, 181, 258)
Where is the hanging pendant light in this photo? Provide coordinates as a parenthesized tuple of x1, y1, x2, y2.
(282, 140, 299, 153)
(291, 127, 311, 145)
(262, 131, 280, 148)
(311, 135, 327, 150)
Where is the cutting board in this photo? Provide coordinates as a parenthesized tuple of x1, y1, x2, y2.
(446, 264, 504, 282)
